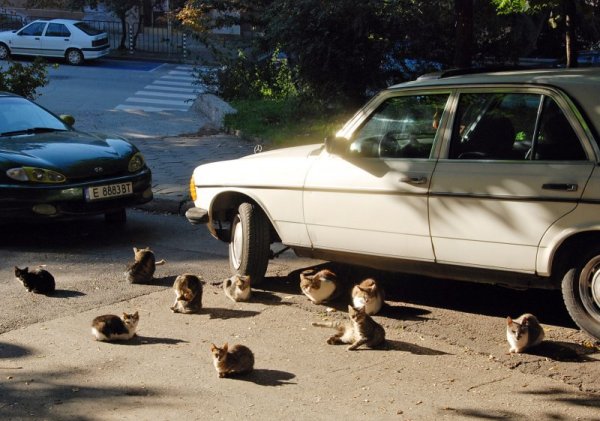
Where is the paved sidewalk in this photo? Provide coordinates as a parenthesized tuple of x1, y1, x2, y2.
(131, 134, 258, 214)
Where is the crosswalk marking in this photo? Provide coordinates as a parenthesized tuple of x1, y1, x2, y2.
(114, 66, 203, 112)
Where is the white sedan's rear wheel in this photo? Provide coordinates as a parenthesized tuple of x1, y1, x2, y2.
(66, 48, 83, 65)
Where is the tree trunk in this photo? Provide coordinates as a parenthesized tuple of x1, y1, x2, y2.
(564, 0, 578, 68)
(454, 0, 473, 68)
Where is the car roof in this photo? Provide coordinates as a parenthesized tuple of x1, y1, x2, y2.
(390, 67, 600, 137)
(30, 19, 84, 25)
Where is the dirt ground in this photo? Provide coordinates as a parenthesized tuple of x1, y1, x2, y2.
(1, 211, 599, 420)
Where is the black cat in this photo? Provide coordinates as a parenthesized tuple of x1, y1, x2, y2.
(14, 266, 56, 295)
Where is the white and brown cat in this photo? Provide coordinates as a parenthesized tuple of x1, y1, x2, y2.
(91, 311, 139, 342)
(125, 247, 166, 284)
(171, 274, 203, 314)
(300, 269, 341, 304)
(210, 342, 255, 378)
(351, 278, 384, 315)
(506, 313, 545, 353)
(223, 275, 252, 302)
(312, 305, 386, 350)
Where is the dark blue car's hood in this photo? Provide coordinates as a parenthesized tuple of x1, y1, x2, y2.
(0, 130, 138, 180)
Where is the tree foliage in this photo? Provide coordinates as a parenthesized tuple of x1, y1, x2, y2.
(0, 58, 49, 99)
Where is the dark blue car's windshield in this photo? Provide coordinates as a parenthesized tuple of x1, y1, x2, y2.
(0, 96, 69, 137)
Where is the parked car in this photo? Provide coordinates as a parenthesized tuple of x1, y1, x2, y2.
(0, 92, 152, 223)
(0, 18, 109, 65)
(186, 67, 600, 341)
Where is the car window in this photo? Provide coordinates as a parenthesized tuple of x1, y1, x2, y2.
(349, 94, 449, 159)
(448, 92, 586, 161)
(18, 22, 47, 36)
(73, 22, 103, 36)
(45, 23, 71, 37)
(0, 97, 68, 135)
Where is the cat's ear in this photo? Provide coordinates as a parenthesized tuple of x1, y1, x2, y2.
(210, 343, 217, 351)
(506, 316, 513, 325)
(133, 311, 139, 317)
(133, 247, 139, 253)
(222, 342, 228, 352)
(348, 305, 355, 314)
(521, 316, 530, 326)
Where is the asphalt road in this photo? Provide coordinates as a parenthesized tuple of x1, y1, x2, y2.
(1, 210, 599, 420)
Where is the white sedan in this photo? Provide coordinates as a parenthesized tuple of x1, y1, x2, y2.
(187, 67, 600, 341)
(0, 18, 109, 65)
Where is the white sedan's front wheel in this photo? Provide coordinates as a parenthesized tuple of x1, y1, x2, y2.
(0, 43, 10, 60)
(229, 202, 270, 285)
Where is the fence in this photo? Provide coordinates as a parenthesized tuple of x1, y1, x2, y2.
(0, 13, 204, 62)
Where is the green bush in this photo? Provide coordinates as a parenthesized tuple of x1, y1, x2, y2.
(0, 58, 49, 99)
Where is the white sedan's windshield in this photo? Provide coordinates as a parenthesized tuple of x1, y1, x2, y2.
(0, 96, 69, 136)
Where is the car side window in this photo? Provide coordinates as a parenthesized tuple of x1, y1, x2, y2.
(45, 23, 71, 38)
(349, 94, 449, 159)
(18, 22, 46, 36)
(448, 92, 586, 161)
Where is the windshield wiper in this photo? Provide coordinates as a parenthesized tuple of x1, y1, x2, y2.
(0, 127, 68, 137)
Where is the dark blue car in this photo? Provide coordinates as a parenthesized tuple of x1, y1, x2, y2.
(0, 92, 152, 223)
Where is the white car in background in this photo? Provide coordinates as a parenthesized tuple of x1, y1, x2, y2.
(187, 67, 600, 342)
(0, 18, 109, 65)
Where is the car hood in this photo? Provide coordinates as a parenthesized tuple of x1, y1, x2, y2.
(0, 130, 138, 180)
(194, 143, 323, 187)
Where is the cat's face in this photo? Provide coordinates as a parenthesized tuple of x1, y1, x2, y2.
(211, 343, 228, 361)
(122, 311, 140, 329)
(133, 247, 152, 261)
(506, 317, 527, 340)
(300, 273, 320, 291)
(235, 275, 251, 290)
(348, 305, 366, 322)
(14, 266, 28, 278)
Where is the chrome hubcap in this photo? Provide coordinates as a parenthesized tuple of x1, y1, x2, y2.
(592, 267, 600, 308)
(230, 218, 243, 270)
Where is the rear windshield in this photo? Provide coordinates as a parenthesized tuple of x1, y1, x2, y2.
(74, 22, 104, 36)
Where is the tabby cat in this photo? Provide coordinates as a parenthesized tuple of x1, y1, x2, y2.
(506, 313, 545, 353)
(14, 266, 55, 295)
(91, 311, 139, 342)
(351, 278, 384, 315)
(170, 273, 203, 314)
(300, 269, 341, 304)
(125, 247, 166, 284)
(312, 305, 386, 350)
(210, 342, 255, 378)
(223, 275, 251, 302)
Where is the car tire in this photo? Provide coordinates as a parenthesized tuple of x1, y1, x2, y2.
(105, 208, 127, 225)
(0, 43, 10, 60)
(65, 48, 83, 65)
(229, 202, 270, 285)
(561, 246, 600, 341)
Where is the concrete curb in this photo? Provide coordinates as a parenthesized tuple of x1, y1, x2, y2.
(136, 197, 194, 216)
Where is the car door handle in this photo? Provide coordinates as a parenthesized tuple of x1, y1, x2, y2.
(542, 183, 578, 192)
(400, 176, 427, 185)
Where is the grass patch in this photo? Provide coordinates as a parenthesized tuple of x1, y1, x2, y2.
(224, 98, 353, 147)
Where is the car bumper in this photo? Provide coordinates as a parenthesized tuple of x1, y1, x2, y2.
(0, 169, 152, 219)
(83, 45, 110, 60)
(185, 207, 209, 225)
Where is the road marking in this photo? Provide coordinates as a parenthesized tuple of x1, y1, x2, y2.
(114, 66, 203, 112)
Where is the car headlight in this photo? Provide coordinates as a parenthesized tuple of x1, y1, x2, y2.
(189, 176, 197, 201)
(6, 167, 66, 183)
(128, 152, 145, 173)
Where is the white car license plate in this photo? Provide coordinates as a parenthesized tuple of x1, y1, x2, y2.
(85, 182, 133, 201)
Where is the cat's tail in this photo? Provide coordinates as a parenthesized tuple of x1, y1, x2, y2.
(156, 259, 167, 266)
(311, 321, 342, 329)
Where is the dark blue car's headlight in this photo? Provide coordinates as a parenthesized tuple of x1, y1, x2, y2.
(7, 167, 66, 183)
(128, 152, 145, 173)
